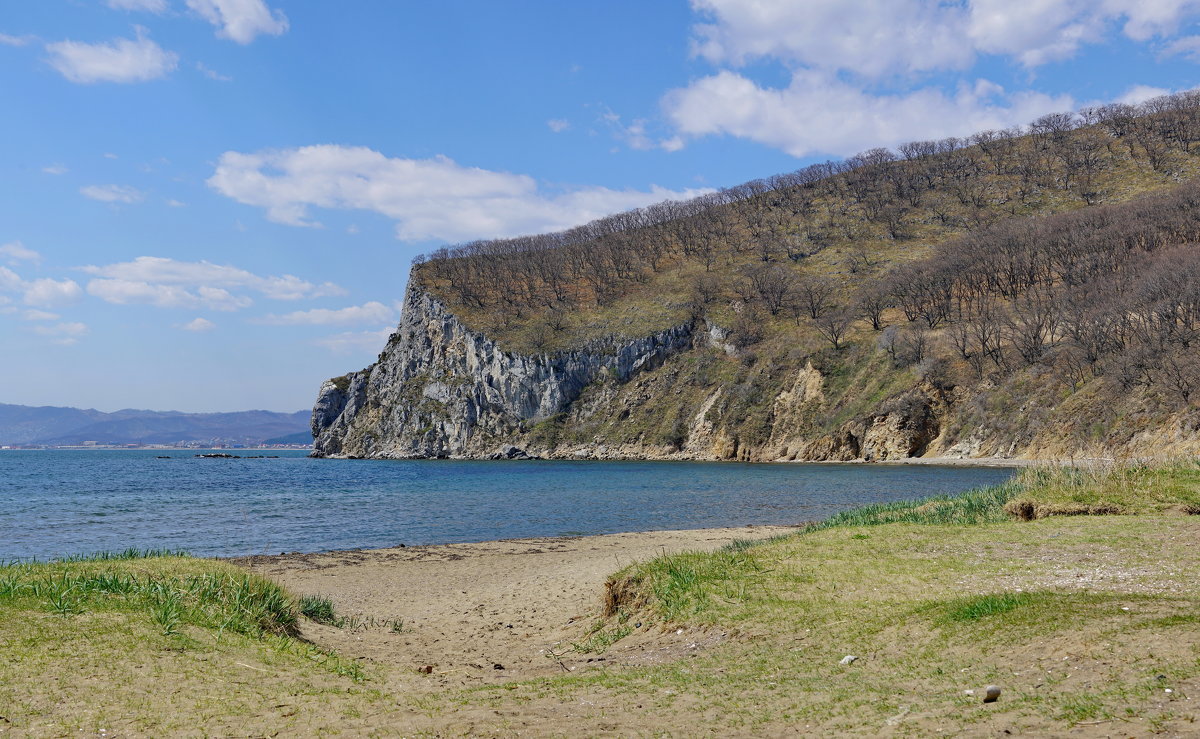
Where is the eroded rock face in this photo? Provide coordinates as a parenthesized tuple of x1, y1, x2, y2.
(311, 284, 694, 459)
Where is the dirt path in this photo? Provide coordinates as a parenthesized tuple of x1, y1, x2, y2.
(234, 525, 799, 690)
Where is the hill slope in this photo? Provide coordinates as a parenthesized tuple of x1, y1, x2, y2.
(0, 404, 310, 446)
(314, 93, 1200, 461)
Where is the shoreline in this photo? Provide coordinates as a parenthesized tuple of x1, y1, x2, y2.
(234, 525, 802, 687)
(228, 523, 805, 566)
(314, 451, 1035, 467)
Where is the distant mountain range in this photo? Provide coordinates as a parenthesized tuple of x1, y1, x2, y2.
(0, 404, 311, 446)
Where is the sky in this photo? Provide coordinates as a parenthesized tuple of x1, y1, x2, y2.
(2, 0, 1199, 413)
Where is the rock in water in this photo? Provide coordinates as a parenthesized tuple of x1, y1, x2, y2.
(489, 444, 535, 460)
(983, 685, 1001, 703)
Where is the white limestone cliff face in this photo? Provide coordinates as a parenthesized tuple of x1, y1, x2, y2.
(311, 283, 694, 459)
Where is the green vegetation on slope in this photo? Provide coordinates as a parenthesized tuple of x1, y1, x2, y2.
(389, 96, 1200, 462)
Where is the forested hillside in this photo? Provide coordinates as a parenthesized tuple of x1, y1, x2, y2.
(317, 92, 1200, 461)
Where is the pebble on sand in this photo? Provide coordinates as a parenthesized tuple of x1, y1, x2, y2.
(983, 685, 1002, 703)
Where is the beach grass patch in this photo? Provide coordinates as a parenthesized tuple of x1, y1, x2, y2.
(299, 594, 337, 624)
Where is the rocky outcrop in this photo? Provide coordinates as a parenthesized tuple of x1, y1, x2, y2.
(311, 283, 695, 459)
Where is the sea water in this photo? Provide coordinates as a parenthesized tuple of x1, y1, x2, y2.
(0, 450, 1016, 560)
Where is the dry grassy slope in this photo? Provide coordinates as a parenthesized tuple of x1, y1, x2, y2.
(408, 129, 1200, 462)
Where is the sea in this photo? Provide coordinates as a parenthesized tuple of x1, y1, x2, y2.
(0, 450, 1017, 560)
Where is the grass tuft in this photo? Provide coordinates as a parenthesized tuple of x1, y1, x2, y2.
(944, 592, 1036, 622)
(299, 594, 337, 624)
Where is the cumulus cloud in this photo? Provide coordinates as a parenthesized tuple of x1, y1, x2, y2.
(32, 322, 88, 346)
(690, 0, 1200, 75)
(80, 255, 344, 312)
(208, 145, 710, 242)
(19, 275, 84, 308)
(662, 0, 1200, 158)
(180, 317, 216, 332)
(0, 241, 41, 266)
(258, 301, 396, 326)
(665, 70, 1072, 158)
(107, 0, 168, 12)
(0, 265, 83, 308)
(46, 27, 177, 84)
(86, 279, 251, 311)
(42, 164, 68, 175)
(314, 327, 395, 354)
(547, 118, 571, 133)
(186, 0, 288, 44)
(81, 184, 145, 204)
(690, 0, 973, 77)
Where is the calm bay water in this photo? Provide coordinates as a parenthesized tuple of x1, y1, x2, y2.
(0, 450, 1016, 560)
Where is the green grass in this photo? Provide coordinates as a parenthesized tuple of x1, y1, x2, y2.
(448, 463, 1200, 735)
(1007, 460, 1200, 516)
(0, 552, 365, 679)
(944, 592, 1037, 622)
(299, 594, 337, 624)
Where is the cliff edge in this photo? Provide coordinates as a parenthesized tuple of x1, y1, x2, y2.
(311, 283, 693, 459)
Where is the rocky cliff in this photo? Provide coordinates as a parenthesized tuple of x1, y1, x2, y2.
(314, 278, 1200, 463)
(311, 283, 695, 458)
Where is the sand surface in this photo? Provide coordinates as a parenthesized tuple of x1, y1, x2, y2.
(234, 525, 800, 689)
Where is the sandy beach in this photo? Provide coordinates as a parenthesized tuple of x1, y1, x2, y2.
(233, 525, 801, 688)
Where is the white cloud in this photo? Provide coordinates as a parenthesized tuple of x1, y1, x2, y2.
(80, 256, 344, 313)
(186, 0, 288, 44)
(600, 110, 681, 152)
(0, 33, 35, 47)
(208, 145, 710, 242)
(166, 199, 186, 207)
(314, 327, 395, 354)
(666, 1, 1200, 157)
(547, 118, 571, 133)
(1117, 84, 1174, 104)
(0, 241, 41, 266)
(22, 278, 84, 308)
(665, 70, 1071, 158)
(86, 279, 252, 311)
(690, 0, 1200, 76)
(0, 267, 21, 292)
(180, 317, 216, 331)
(46, 27, 177, 84)
(690, 0, 974, 77)
(81, 184, 145, 204)
(107, 0, 169, 12)
(258, 301, 396, 326)
(1162, 34, 1200, 61)
(23, 309, 60, 321)
(42, 164, 68, 175)
(0, 266, 82, 308)
(196, 61, 232, 81)
(33, 322, 88, 345)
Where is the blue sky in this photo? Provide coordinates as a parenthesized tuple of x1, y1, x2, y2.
(1, 0, 1198, 413)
